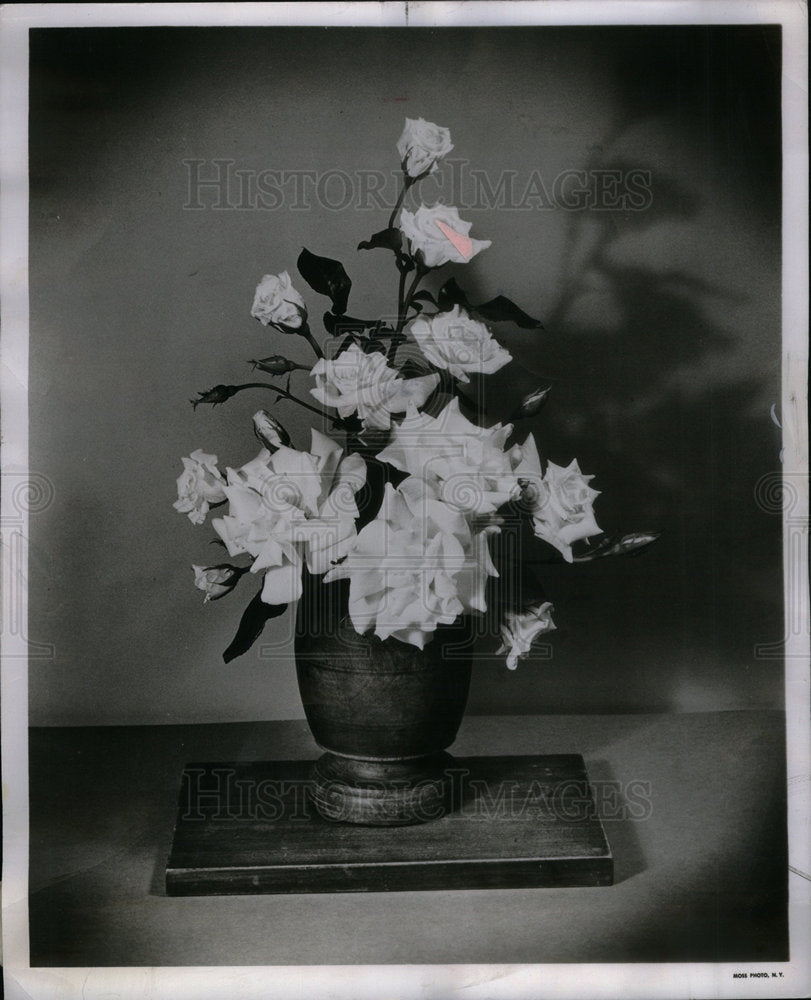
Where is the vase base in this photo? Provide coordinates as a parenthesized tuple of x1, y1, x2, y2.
(311, 751, 455, 826)
(165, 755, 614, 895)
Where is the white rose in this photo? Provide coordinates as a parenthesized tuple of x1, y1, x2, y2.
(497, 602, 556, 670)
(251, 271, 307, 329)
(376, 397, 518, 516)
(211, 430, 366, 605)
(399, 204, 491, 268)
(396, 117, 453, 178)
(173, 450, 227, 525)
(310, 344, 439, 431)
(409, 305, 512, 383)
(532, 459, 602, 563)
(325, 479, 485, 649)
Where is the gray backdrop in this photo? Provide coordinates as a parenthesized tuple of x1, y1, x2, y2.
(28, 25, 783, 724)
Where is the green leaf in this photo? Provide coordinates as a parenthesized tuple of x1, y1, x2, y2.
(297, 248, 352, 316)
(357, 227, 403, 253)
(222, 587, 288, 663)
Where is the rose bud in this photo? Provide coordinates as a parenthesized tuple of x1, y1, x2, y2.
(192, 563, 245, 603)
(190, 384, 240, 409)
(249, 355, 300, 376)
(509, 386, 551, 421)
(253, 409, 291, 451)
(497, 601, 556, 670)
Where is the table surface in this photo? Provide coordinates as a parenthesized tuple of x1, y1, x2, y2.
(26, 711, 788, 966)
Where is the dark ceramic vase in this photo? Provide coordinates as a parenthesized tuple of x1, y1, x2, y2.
(295, 576, 473, 826)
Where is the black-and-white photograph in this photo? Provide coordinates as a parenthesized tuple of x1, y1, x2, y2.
(2, 3, 808, 998)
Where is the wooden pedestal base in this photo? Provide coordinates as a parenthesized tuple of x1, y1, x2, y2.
(310, 750, 456, 826)
(165, 754, 613, 895)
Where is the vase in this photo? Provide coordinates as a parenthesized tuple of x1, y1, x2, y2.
(295, 575, 474, 826)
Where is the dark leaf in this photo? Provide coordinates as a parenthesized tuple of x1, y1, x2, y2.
(336, 331, 360, 354)
(357, 227, 402, 253)
(437, 282, 543, 329)
(323, 311, 377, 337)
(455, 389, 488, 420)
(223, 587, 288, 663)
(398, 357, 433, 378)
(298, 248, 352, 315)
(333, 413, 364, 434)
(354, 456, 405, 529)
(411, 289, 438, 307)
(437, 277, 473, 313)
(474, 295, 543, 329)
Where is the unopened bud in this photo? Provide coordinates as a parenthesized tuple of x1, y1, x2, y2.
(509, 386, 551, 421)
(253, 409, 291, 451)
(192, 563, 245, 602)
(191, 384, 240, 409)
(250, 355, 299, 376)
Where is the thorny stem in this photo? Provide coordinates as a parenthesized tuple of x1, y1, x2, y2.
(230, 383, 333, 420)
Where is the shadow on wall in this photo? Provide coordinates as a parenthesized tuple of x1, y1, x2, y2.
(467, 26, 783, 713)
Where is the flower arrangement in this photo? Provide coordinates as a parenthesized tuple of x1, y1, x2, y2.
(174, 118, 658, 668)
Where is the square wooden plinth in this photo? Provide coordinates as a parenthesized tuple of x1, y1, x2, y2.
(165, 755, 613, 895)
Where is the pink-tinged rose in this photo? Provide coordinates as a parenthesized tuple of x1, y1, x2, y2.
(211, 430, 366, 605)
(377, 397, 518, 517)
(191, 564, 243, 603)
(409, 305, 512, 383)
(310, 344, 439, 431)
(497, 602, 556, 670)
(173, 450, 227, 525)
(324, 478, 496, 649)
(399, 204, 491, 268)
(396, 117, 453, 178)
(251, 271, 307, 329)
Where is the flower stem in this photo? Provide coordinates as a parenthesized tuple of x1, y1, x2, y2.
(301, 327, 324, 359)
(231, 382, 332, 420)
(387, 180, 409, 232)
(395, 265, 407, 327)
(397, 268, 425, 332)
